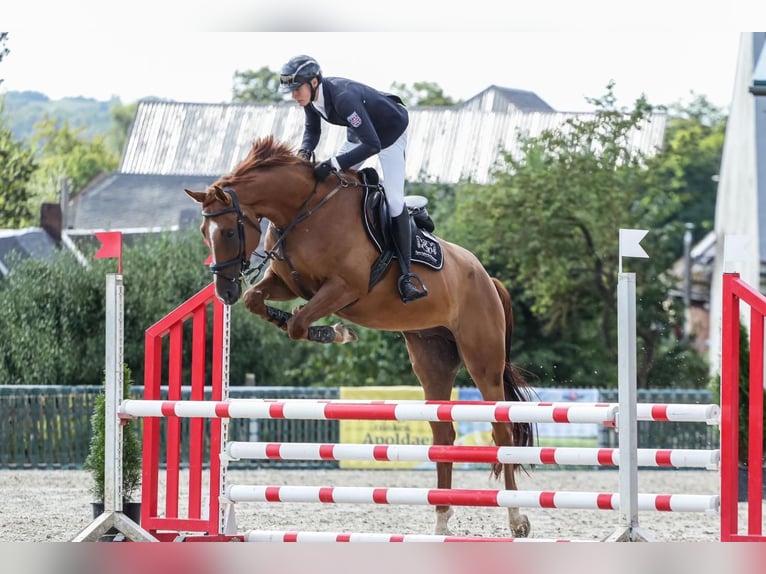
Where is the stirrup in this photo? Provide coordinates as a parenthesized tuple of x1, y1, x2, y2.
(397, 273, 428, 303)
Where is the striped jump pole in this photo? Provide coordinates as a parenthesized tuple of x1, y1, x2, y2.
(120, 398, 720, 424)
(223, 484, 720, 513)
(242, 530, 589, 543)
(223, 441, 721, 469)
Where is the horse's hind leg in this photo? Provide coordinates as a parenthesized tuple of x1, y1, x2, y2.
(403, 331, 461, 536)
(457, 331, 531, 538)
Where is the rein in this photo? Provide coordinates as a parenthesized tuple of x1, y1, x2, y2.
(263, 171, 359, 294)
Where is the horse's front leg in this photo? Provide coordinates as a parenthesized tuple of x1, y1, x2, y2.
(284, 276, 359, 344)
(242, 271, 297, 335)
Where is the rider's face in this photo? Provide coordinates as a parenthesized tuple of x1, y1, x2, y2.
(291, 80, 316, 107)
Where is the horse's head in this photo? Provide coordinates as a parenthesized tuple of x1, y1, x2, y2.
(184, 185, 263, 305)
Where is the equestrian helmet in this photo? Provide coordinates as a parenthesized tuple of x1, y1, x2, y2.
(280, 55, 322, 92)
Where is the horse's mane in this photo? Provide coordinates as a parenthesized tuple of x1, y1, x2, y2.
(216, 135, 305, 188)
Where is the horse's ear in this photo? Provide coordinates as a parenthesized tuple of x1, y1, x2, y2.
(185, 189, 206, 204)
(212, 185, 231, 204)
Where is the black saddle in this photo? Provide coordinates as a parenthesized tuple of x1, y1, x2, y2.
(358, 168, 443, 292)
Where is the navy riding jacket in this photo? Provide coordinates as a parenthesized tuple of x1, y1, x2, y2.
(301, 77, 408, 171)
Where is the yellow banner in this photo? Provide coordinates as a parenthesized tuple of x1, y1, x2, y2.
(339, 386, 458, 469)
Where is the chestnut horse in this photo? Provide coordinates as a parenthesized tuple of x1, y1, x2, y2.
(185, 135, 534, 537)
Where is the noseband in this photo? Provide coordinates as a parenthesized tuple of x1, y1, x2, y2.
(200, 187, 261, 283)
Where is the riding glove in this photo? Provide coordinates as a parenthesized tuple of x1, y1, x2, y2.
(297, 148, 313, 161)
(314, 161, 334, 182)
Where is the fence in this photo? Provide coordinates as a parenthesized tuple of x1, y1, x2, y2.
(0, 385, 718, 469)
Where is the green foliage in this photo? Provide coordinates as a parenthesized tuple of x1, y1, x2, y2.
(232, 67, 284, 103)
(108, 101, 138, 157)
(1, 91, 122, 145)
(284, 326, 417, 387)
(647, 95, 725, 247)
(82, 364, 142, 501)
(0, 249, 106, 384)
(440, 82, 709, 388)
(119, 230, 212, 383)
(29, 117, 119, 199)
(0, 111, 37, 228)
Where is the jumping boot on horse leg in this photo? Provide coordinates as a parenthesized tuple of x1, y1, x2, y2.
(391, 211, 428, 303)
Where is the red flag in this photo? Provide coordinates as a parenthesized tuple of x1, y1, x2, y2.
(94, 231, 123, 274)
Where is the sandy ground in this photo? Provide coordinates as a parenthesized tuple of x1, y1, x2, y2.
(0, 467, 749, 542)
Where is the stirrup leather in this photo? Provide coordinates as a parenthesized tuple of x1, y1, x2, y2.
(397, 273, 428, 303)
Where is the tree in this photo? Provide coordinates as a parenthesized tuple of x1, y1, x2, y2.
(27, 117, 119, 207)
(442, 82, 709, 389)
(0, 33, 37, 228)
(390, 81, 457, 107)
(648, 95, 726, 247)
(232, 66, 284, 103)
(0, 115, 36, 228)
(107, 101, 138, 157)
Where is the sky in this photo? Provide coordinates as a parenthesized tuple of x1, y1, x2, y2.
(1, 4, 760, 113)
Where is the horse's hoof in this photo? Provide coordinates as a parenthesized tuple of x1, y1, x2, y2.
(434, 507, 454, 536)
(510, 515, 530, 538)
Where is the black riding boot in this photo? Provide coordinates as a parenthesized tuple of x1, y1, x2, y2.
(391, 211, 428, 303)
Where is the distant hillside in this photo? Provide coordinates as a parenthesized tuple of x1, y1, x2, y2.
(0, 90, 120, 143)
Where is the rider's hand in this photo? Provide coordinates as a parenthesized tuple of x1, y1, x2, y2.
(313, 160, 334, 182)
(297, 148, 312, 161)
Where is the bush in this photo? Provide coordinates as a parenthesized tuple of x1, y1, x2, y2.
(82, 364, 141, 501)
(0, 250, 106, 384)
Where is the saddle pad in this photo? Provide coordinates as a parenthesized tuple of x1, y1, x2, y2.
(362, 187, 443, 271)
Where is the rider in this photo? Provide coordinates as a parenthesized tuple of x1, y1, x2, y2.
(279, 54, 428, 304)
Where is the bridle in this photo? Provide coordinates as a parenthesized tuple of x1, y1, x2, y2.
(201, 171, 370, 288)
(200, 186, 261, 284)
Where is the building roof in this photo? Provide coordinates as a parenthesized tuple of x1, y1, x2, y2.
(459, 85, 556, 113)
(69, 85, 667, 231)
(0, 228, 59, 277)
(120, 87, 666, 185)
(68, 173, 215, 231)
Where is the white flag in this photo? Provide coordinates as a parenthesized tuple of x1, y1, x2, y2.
(619, 229, 649, 259)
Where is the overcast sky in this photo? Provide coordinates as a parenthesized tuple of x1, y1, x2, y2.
(2, 4, 759, 113)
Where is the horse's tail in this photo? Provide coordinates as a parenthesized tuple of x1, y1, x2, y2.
(491, 277, 535, 453)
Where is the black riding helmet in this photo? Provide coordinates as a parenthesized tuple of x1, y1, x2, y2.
(279, 55, 322, 93)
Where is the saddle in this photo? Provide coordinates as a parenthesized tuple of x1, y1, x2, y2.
(358, 168, 443, 292)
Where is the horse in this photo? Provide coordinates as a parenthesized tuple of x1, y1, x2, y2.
(184, 134, 535, 537)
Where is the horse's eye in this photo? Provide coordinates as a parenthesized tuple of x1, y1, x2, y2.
(224, 229, 236, 239)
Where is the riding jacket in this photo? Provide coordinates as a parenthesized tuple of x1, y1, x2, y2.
(301, 77, 409, 171)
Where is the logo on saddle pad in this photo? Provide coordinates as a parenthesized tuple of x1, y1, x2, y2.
(413, 231, 441, 267)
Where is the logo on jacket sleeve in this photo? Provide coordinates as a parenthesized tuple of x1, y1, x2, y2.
(347, 111, 363, 128)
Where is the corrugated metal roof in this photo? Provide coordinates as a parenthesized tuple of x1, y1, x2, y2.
(121, 90, 667, 185)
